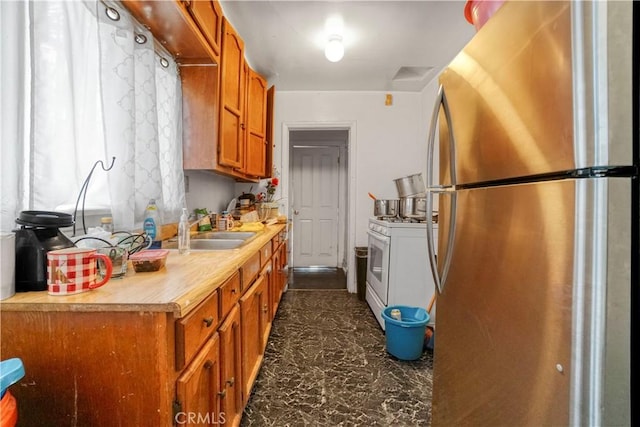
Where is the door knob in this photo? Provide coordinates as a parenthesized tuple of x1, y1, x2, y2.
(294, 210, 299, 215)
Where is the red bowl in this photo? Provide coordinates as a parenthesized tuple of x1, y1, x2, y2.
(464, 0, 505, 31)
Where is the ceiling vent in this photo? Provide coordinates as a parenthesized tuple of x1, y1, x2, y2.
(392, 66, 434, 82)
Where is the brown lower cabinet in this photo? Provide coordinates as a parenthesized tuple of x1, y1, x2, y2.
(176, 332, 222, 426)
(239, 272, 268, 404)
(0, 233, 288, 427)
(218, 303, 243, 427)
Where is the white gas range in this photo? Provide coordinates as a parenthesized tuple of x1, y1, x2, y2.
(365, 217, 438, 330)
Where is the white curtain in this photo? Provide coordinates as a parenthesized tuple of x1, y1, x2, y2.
(96, 1, 185, 229)
(1, 0, 185, 233)
(0, 1, 30, 232)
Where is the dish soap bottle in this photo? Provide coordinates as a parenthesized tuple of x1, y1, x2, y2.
(178, 208, 190, 255)
(144, 199, 162, 249)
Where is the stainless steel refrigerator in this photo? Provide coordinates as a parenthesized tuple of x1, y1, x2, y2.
(425, 1, 637, 425)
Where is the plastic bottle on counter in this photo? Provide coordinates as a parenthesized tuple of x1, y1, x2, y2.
(144, 199, 162, 249)
(177, 208, 190, 255)
(100, 216, 113, 233)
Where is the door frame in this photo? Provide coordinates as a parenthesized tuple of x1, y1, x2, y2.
(282, 121, 357, 293)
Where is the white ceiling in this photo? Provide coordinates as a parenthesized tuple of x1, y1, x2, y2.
(219, 1, 477, 92)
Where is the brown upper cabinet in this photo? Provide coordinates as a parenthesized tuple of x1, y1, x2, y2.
(122, 0, 274, 181)
(183, 0, 223, 58)
(244, 68, 268, 178)
(219, 18, 246, 172)
(122, 0, 218, 64)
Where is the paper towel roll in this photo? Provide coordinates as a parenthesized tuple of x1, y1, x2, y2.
(0, 233, 16, 300)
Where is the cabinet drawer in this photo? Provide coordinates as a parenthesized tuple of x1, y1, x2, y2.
(220, 271, 241, 320)
(240, 252, 260, 292)
(259, 242, 272, 267)
(176, 290, 219, 370)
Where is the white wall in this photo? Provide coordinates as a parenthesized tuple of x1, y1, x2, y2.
(274, 91, 424, 248)
(185, 171, 238, 215)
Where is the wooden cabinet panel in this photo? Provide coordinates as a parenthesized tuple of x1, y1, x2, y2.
(240, 251, 260, 292)
(259, 241, 272, 267)
(271, 247, 281, 318)
(244, 68, 267, 178)
(219, 304, 243, 427)
(265, 85, 275, 177)
(176, 333, 222, 426)
(219, 18, 245, 169)
(176, 289, 219, 370)
(260, 263, 273, 350)
(186, 0, 223, 57)
(122, 0, 216, 64)
(181, 66, 220, 170)
(0, 311, 174, 425)
(220, 270, 242, 320)
(240, 274, 267, 404)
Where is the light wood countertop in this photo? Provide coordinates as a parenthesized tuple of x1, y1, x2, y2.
(0, 224, 286, 317)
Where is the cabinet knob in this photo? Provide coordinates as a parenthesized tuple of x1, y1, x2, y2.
(226, 377, 235, 386)
(203, 317, 214, 327)
(231, 288, 237, 294)
(204, 360, 213, 369)
(263, 304, 268, 313)
(218, 389, 227, 399)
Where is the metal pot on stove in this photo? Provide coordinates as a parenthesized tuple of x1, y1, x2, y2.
(394, 173, 426, 198)
(373, 199, 399, 218)
(14, 211, 75, 292)
(399, 196, 427, 220)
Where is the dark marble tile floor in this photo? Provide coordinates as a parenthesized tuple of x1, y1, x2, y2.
(288, 267, 347, 290)
(241, 289, 433, 426)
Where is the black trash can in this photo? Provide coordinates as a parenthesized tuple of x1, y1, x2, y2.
(355, 247, 368, 301)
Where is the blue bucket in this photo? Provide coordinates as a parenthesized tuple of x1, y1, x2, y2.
(382, 306, 430, 360)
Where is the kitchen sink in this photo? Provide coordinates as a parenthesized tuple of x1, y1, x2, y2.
(163, 231, 258, 251)
(164, 238, 246, 250)
(192, 231, 257, 241)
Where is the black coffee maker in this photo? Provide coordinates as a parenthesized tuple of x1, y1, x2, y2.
(14, 211, 75, 292)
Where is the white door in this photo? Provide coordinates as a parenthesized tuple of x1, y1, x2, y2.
(291, 146, 340, 267)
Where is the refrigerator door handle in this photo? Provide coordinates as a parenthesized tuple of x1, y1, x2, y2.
(426, 84, 457, 293)
(427, 189, 456, 293)
(426, 85, 457, 189)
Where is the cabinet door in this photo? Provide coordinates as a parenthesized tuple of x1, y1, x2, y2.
(219, 18, 245, 169)
(271, 247, 281, 318)
(185, 0, 223, 57)
(239, 273, 266, 403)
(244, 68, 267, 178)
(181, 66, 220, 170)
(277, 241, 288, 302)
(259, 266, 272, 353)
(176, 333, 222, 426)
(265, 85, 275, 178)
(219, 304, 242, 426)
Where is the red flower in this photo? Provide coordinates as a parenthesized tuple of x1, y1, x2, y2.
(271, 177, 279, 186)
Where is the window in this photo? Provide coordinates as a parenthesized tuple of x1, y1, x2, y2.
(0, 1, 186, 234)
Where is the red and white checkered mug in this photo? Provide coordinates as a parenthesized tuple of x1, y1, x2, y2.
(47, 247, 113, 295)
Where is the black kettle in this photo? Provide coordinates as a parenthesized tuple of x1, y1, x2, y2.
(14, 211, 75, 292)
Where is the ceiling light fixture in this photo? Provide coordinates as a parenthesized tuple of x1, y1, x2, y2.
(325, 34, 344, 62)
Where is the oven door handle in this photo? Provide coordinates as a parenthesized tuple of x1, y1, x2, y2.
(367, 230, 390, 245)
